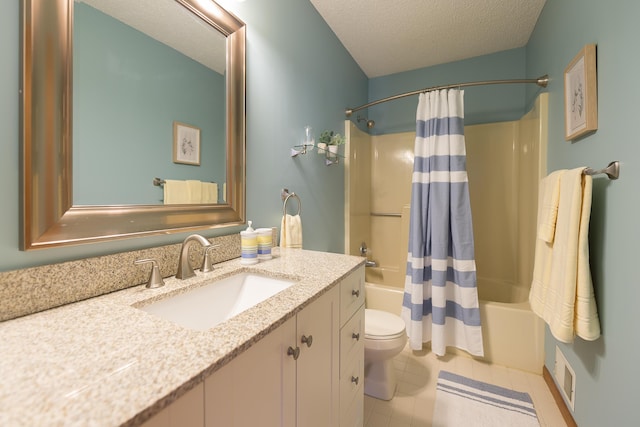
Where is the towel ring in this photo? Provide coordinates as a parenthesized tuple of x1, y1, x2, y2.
(283, 193, 302, 216)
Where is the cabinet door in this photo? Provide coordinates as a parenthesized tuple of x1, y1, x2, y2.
(141, 383, 204, 427)
(296, 287, 339, 427)
(340, 268, 365, 325)
(204, 317, 296, 427)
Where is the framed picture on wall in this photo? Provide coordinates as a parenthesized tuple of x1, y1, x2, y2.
(173, 121, 201, 165)
(564, 44, 598, 141)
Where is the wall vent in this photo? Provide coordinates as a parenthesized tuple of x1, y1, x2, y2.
(554, 346, 576, 410)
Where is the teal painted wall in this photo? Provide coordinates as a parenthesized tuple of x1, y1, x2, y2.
(368, 48, 529, 134)
(216, 0, 368, 254)
(74, 4, 226, 205)
(526, 1, 640, 425)
(0, 0, 367, 271)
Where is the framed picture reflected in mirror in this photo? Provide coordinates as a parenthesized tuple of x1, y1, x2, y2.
(173, 121, 201, 165)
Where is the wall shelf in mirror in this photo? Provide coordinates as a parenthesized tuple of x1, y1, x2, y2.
(21, 0, 247, 249)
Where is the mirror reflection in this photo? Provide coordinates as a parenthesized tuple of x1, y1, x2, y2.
(21, 0, 245, 250)
(73, 0, 227, 205)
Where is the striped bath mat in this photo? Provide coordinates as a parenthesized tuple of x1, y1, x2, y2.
(432, 371, 540, 426)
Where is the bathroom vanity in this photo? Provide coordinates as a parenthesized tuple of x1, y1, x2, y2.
(0, 249, 364, 426)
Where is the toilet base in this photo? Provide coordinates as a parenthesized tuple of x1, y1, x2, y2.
(364, 358, 397, 401)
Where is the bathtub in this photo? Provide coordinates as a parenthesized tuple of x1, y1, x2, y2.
(364, 280, 544, 374)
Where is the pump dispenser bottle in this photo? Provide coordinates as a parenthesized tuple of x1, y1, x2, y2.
(240, 221, 258, 264)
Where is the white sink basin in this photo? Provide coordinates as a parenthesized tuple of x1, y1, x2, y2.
(139, 273, 295, 331)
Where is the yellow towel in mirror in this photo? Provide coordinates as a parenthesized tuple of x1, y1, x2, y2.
(164, 180, 190, 204)
(202, 182, 218, 203)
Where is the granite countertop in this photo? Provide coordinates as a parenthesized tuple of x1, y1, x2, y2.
(0, 249, 364, 427)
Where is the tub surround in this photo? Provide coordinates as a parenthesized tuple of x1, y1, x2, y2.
(0, 249, 364, 426)
(0, 234, 241, 322)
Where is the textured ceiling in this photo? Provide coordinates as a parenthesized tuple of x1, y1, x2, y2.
(309, 0, 546, 78)
(78, 0, 226, 74)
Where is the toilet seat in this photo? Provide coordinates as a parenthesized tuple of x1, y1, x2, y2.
(365, 309, 406, 340)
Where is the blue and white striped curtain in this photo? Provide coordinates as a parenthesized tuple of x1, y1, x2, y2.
(401, 89, 484, 357)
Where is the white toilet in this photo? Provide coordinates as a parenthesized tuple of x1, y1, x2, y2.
(364, 308, 407, 400)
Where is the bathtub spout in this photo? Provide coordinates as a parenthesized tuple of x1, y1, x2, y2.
(365, 260, 378, 267)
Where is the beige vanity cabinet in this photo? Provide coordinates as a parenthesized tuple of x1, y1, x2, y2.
(204, 315, 297, 426)
(142, 266, 365, 427)
(204, 285, 340, 427)
(338, 267, 365, 426)
(140, 383, 204, 427)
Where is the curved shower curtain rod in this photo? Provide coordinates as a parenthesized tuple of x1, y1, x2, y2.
(345, 74, 549, 116)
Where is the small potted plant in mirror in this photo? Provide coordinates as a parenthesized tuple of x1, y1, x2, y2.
(318, 130, 345, 157)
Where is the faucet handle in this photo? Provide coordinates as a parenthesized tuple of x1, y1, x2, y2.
(200, 244, 221, 273)
(359, 242, 368, 257)
(134, 258, 165, 289)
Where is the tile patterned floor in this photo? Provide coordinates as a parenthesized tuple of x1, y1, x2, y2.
(363, 344, 568, 427)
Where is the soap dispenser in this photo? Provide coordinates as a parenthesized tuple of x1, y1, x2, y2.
(240, 221, 259, 265)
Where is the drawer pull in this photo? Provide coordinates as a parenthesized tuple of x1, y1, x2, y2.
(287, 346, 300, 360)
(351, 376, 359, 386)
(351, 289, 360, 298)
(301, 334, 313, 347)
(352, 332, 360, 341)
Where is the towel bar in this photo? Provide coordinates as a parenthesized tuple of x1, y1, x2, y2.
(371, 212, 402, 217)
(583, 161, 620, 180)
(153, 178, 218, 186)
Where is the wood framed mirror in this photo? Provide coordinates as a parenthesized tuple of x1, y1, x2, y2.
(21, 0, 246, 250)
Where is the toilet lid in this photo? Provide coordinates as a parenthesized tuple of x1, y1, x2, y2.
(365, 309, 406, 339)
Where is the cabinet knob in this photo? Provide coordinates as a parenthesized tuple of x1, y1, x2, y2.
(351, 376, 359, 386)
(301, 334, 313, 348)
(351, 289, 360, 298)
(352, 332, 360, 341)
(287, 346, 300, 360)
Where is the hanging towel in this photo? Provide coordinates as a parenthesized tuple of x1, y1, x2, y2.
(537, 170, 562, 243)
(186, 180, 203, 204)
(202, 182, 218, 203)
(529, 168, 601, 342)
(280, 214, 302, 248)
(164, 180, 190, 204)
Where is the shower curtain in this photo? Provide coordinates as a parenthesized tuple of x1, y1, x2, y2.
(401, 89, 484, 357)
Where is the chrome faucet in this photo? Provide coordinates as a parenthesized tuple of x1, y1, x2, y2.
(359, 242, 378, 267)
(175, 234, 213, 280)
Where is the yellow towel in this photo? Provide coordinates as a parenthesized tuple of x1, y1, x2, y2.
(537, 170, 562, 243)
(529, 168, 601, 342)
(186, 180, 202, 204)
(280, 214, 302, 248)
(164, 180, 190, 204)
(574, 173, 600, 341)
(202, 182, 218, 204)
(164, 180, 215, 204)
